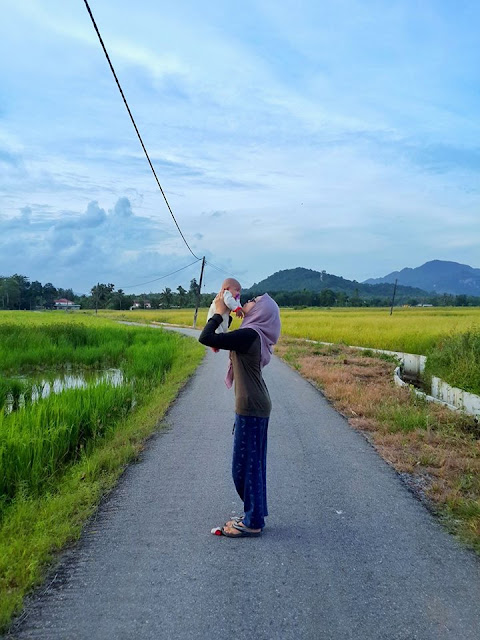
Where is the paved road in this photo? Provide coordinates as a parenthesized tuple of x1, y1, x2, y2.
(7, 328, 480, 639)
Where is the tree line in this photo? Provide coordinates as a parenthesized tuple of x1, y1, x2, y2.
(0, 275, 211, 310)
(248, 289, 480, 308)
(1, 274, 480, 311)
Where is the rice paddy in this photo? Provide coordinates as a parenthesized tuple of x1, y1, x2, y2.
(0, 311, 204, 629)
(0, 313, 197, 515)
(279, 307, 480, 354)
(93, 305, 480, 394)
(94, 305, 480, 353)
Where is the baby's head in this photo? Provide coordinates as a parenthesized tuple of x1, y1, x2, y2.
(222, 277, 241, 299)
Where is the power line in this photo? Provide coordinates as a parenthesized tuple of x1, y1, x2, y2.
(120, 258, 201, 290)
(205, 260, 234, 277)
(82, 0, 199, 260)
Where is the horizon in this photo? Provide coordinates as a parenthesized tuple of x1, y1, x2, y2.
(5, 257, 478, 298)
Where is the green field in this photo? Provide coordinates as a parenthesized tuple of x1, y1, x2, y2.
(93, 306, 480, 354)
(90, 306, 480, 394)
(0, 311, 204, 629)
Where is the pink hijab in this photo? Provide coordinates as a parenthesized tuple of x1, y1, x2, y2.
(225, 293, 281, 388)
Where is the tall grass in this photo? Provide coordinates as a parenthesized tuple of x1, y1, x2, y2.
(0, 383, 134, 506)
(425, 328, 480, 395)
(0, 315, 187, 517)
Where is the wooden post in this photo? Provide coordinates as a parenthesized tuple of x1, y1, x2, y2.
(193, 257, 206, 328)
(95, 282, 99, 315)
(390, 279, 398, 315)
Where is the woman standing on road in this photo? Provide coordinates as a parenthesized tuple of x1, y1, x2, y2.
(199, 292, 281, 537)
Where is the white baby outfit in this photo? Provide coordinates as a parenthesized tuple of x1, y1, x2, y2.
(207, 290, 242, 333)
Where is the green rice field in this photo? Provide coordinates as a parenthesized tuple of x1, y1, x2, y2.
(92, 306, 480, 394)
(95, 306, 480, 354)
(0, 312, 197, 514)
(0, 311, 204, 629)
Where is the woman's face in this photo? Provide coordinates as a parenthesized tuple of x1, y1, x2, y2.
(243, 295, 262, 315)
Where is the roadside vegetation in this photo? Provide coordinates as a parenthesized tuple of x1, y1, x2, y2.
(276, 338, 480, 554)
(425, 328, 480, 396)
(0, 312, 204, 631)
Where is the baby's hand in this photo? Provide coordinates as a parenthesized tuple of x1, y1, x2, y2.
(235, 308, 245, 318)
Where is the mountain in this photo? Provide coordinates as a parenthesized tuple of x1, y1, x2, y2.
(364, 260, 480, 295)
(246, 267, 427, 300)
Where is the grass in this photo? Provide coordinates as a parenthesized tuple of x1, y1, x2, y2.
(92, 306, 480, 395)
(90, 308, 205, 327)
(0, 318, 183, 514)
(0, 313, 204, 630)
(276, 338, 480, 554)
(279, 307, 480, 354)
(90, 306, 480, 354)
(425, 328, 480, 395)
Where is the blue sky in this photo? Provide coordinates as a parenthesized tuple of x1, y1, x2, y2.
(1, 0, 479, 294)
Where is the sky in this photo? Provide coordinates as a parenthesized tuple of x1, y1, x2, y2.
(1, 0, 479, 295)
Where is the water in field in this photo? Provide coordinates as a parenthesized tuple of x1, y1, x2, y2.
(5, 368, 124, 413)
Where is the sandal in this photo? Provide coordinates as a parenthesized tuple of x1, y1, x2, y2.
(221, 522, 262, 538)
(224, 515, 244, 528)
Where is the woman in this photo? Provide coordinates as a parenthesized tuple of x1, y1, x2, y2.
(199, 292, 281, 537)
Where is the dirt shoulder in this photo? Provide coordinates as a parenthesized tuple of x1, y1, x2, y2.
(276, 337, 480, 554)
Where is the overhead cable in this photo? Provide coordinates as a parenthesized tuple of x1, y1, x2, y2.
(120, 258, 201, 290)
(205, 260, 234, 277)
(82, 0, 199, 259)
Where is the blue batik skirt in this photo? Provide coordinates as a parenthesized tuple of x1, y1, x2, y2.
(232, 413, 269, 530)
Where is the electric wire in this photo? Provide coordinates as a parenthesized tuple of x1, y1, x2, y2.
(82, 0, 199, 260)
(205, 260, 234, 277)
(83, 1, 239, 287)
(120, 258, 201, 290)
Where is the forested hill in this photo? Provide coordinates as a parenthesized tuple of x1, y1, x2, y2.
(364, 260, 480, 296)
(246, 267, 427, 300)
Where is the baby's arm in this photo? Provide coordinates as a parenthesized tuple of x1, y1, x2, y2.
(223, 290, 242, 313)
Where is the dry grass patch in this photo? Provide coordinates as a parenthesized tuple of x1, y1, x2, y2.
(276, 337, 480, 553)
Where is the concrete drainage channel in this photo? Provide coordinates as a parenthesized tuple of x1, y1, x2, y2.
(305, 340, 480, 418)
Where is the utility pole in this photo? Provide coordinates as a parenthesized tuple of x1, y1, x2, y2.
(193, 256, 206, 328)
(389, 278, 398, 315)
(95, 282, 99, 315)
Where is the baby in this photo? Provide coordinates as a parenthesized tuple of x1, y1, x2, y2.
(206, 278, 244, 336)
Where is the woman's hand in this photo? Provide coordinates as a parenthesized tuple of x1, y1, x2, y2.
(214, 291, 228, 315)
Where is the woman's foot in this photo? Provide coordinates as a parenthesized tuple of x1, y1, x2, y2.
(221, 521, 262, 537)
(224, 515, 244, 528)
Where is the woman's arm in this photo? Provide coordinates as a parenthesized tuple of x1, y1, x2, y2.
(199, 314, 257, 352)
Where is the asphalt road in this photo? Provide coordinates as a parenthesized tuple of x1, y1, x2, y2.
(7, 327, 480, 639)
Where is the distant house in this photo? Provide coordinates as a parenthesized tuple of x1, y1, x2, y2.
(54, 298, 81, 311)
(131, 300, 151, 309)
